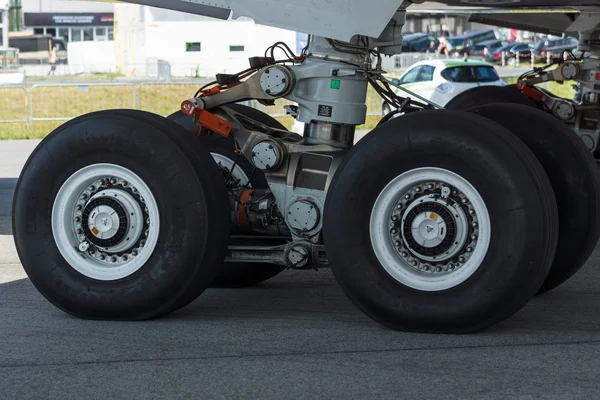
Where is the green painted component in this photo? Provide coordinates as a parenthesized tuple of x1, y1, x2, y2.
(331, 79, 341, 90)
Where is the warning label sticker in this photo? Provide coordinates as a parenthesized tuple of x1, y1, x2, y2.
(318, 105, 333, 118)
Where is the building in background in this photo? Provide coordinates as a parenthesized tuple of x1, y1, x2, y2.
(1, 2, 8, 48)
(114, 4, 297, 78)
(22, 0, 114, 42)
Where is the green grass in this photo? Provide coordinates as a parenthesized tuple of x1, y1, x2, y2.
(0, 80, 574, 140)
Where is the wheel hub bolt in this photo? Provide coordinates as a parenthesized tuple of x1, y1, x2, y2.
(461, 198, 468, 204)
(122, 255, 128, 262)
(469, 209, 475, 215)
(472, 221, 478, 228)
(99, 255, 106, 261)
(81, 194, 88, 200)
(74, 216, 81, 223)
(78, 241, 90, 252)
(401, 251, 408, 258)
(140, 240, 146, 247)
(397, 204, 403, 209)
(122, 181, 129, 187)
(110, 178, 117, 185)
(467, 247, 473, 253)
(404, 194, 411, 199)
(391, 215, 398, 221)
(422, 265, 429, 271)
(412, 260, 418, 267)
(132, 250, 139, 256)
(459, 256, 465, 263)
(471, 235, 477, 241)
(110, 256, 118, 263)
(395, 241, 402, 247)
(427, 184, 433, 190)
(391, 228, 398, 234)
(76, 229, 83, 235)
(436, 267, 442, 272)
(89, 185, 96, 192)
(76, 205, 82, 211)
(415, 187, 421, 193)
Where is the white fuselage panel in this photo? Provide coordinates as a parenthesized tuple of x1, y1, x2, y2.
(119, 0, 404, 41)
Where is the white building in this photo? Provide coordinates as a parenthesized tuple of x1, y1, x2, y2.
(1, 2, 8, 48)
(114, 4, 300, 78)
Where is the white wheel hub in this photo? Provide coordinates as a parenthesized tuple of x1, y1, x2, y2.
(52, 164, 160, 281)
(370, 167, 491, 291)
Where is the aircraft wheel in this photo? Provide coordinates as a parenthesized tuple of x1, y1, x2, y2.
(323, 110, 559, 333)
(469, 103, 600, 293)
(13, 110, 230, 320)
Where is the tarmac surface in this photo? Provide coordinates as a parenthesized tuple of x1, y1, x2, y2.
(0, 140, 599, 399)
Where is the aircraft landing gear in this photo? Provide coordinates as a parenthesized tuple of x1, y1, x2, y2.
(12, 27, 600, 332)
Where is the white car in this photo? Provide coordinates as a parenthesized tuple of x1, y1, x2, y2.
(382, 59, 507, 115)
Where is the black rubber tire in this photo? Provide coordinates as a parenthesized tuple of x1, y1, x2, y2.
(323, 110, 559, 333)
(445, 85, 540, 111)
(468, 103, 600, 294)
(168, 105, 292, 288)
(13, 110, 231, 320)
(88, 109, 234, 309)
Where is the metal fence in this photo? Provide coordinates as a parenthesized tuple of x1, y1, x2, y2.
(0, 77, 575, 129)
(1, 82, 386, 126)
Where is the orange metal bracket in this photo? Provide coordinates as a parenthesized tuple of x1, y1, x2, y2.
(181, 99, 233, 138)
(516, 80, 544, 102)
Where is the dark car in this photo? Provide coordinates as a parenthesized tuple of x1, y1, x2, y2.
(445, 30, 497, 55)
(532, 36, 578, 60)
(472, 39, 503, 57)
(402, 33, 439, 53)
(489, 42, 532, 63)
(488, 42, 519, 61)
(507, 42, 533, 64)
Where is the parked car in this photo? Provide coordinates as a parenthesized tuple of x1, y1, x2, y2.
(488, 42, 520, 61)
(488, 42, 533, 63)
(471, 39, 504, 57)
(382, 59, 506, 115)
(444, 30, 498, 56)
(532, 36, 578, 61)
(401, 33, 439, 53)
(506, 42, 534, 64)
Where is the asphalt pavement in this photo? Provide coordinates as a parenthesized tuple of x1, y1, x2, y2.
(0, 140, 599, 399)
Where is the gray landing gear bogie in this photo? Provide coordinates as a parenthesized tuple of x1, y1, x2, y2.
(12, 110, 231, 320)
(168, 105, 302, 288)
(323, 110, 559, 333)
